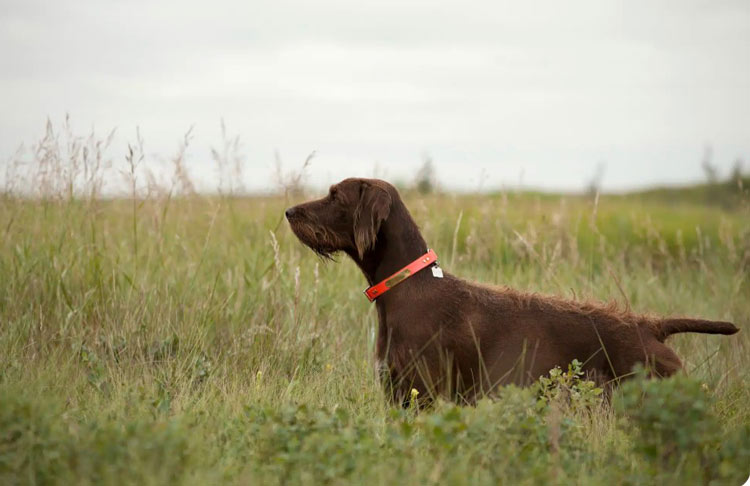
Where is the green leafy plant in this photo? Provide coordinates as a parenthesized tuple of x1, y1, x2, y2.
(534, 359, 604, 411)
(617, 368, 750, 484)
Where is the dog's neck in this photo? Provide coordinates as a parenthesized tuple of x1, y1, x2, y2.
(350, 201, 428, 286)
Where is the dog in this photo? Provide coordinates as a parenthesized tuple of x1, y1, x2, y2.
(286, 177, 739, 404)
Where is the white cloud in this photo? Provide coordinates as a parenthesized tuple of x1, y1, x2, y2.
(1, 0, 748, 192)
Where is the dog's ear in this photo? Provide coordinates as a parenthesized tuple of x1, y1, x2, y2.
(354, 183, 392, 258)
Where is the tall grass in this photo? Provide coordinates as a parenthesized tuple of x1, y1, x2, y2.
(0, 122, 748, 484)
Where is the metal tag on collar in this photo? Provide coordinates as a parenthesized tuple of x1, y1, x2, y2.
(431, 264, 443, 278)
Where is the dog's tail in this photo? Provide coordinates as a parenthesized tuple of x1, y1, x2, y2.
(657, 318, 739, 341)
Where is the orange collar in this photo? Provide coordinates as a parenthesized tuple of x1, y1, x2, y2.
(363, 249, 439, 302)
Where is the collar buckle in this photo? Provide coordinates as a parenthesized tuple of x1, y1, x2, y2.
(363, 248, 439, 302)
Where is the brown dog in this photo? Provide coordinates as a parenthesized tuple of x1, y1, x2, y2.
(286, 178, 739, 404)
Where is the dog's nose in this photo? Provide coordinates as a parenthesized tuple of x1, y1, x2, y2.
(285, 207, 296, 219)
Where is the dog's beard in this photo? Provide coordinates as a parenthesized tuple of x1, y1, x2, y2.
(287, 218, 339, 260)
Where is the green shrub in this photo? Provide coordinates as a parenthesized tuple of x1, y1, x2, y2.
(534, 359, 604, 411)
(617, 369, 750, 484)
(0, 392, 195, 486)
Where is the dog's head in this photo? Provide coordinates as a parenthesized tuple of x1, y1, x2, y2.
(285, 178, 393, 259)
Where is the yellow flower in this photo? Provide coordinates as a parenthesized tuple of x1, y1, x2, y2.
(410, 388, 420, 400)
(325, 363, 333, 372)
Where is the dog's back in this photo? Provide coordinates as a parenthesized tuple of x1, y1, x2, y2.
(380, 272, 737, 401)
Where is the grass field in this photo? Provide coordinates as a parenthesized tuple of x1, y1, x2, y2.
(1, 158, 749, 484)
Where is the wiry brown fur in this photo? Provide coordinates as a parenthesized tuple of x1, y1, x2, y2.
(286, 178, 740, 405)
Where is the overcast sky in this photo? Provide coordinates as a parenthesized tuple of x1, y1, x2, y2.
(1, 0, 749, 193)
